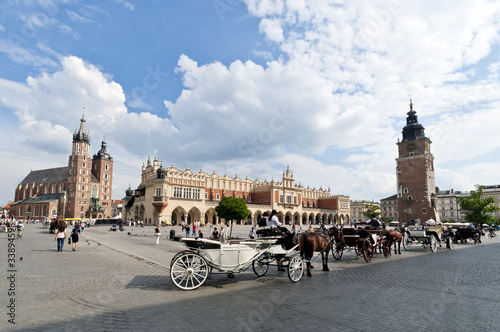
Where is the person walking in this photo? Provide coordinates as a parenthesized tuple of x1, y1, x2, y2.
(70, 224, 81, 251)
(192, 223, 197, 237)
(154, 224, 161, 244)
(55, 223, 67, 252)
(185, 224, 190, 237)
(249, 226, 256, 240)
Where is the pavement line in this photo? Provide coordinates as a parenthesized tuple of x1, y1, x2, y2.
(83, 236, 171, 273)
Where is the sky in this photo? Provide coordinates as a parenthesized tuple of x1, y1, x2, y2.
(1, 0, 500, 206)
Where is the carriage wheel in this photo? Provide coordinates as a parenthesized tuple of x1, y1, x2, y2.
(446, 236, 454, 250)
(382, 239, 391, 258)
(429, 235, 438, 252)
(362, 238, 373, 263)
(332, 243, 343, 260)
(355, 245, 362, 256)
(170, 252, 209, 290)
(403, 233, 412, 251)
(252, 253, 270, 277)
(287, 255, 304, 283)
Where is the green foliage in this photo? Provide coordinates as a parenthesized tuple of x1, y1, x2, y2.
(458, 185, 499, 227)
(362, 202, 381, 219)
(215, 196, 249, 223)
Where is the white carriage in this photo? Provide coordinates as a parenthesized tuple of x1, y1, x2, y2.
(170, 230, 303, 290)
(403, 223, 452, 252)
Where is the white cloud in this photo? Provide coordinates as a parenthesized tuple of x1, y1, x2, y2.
(0, 39, 58, 67)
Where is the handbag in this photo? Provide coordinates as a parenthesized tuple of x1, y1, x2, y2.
(68, 237, 72, 245)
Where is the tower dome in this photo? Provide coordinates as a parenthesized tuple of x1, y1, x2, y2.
(125, 185, 134, 197)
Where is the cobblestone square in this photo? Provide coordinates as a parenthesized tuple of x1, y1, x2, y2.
(2, 223, 500, 332)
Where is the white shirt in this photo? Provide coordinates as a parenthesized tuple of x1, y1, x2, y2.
(267, 215, 282, 228)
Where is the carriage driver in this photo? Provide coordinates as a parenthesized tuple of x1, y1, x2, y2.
(367, 215, 382, 230)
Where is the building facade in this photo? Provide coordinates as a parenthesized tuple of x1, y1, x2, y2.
(435, 189, 469, 222)
(481, 185, 500, 220)
(122, 160, 350, 226)
(11, 114, 113, 220)
(380, 194, 398, 221)
(350, 200, 380, 224)
(396, 100, 438, 224)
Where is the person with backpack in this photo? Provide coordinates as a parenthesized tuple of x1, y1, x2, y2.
(70, 224, 81, 251)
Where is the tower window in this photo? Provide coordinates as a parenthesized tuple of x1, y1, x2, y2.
(403, 188, 408, 194)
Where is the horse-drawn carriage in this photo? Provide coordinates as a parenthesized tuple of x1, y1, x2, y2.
(331, 223, 383, 263)
(170, 227, 303, 290)
(402, 223, 452, 252)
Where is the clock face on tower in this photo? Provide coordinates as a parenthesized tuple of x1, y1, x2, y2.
(406, 143, 416, 152)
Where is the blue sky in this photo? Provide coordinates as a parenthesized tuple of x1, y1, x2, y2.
(1, 0, 500, 206)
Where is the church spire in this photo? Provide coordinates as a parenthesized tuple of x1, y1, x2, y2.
(401, 99, 425, 142)
(73, 108, 91, 144)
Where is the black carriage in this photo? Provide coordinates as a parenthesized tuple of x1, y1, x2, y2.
(331, 224, 380, 263)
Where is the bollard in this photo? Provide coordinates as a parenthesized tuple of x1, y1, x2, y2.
(170, 229, 175, 239)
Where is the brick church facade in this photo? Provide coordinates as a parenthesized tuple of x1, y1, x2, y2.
(11, 114, 113, 220)
(396, 100, 438, 223)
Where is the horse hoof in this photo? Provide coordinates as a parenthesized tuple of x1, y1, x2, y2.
(323, 267, 329, 272)
(307, 273, 312, 277)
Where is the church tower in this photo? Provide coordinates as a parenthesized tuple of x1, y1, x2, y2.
(66, 112, 92, 218)
(396, 100, 438, 224)
(90, 139, 113, 218)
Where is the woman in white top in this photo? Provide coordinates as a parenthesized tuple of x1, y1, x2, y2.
(55, 223, 67, 252)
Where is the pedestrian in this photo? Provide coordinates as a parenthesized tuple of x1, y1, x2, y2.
(154, 224, 161, 245)
(192, 223, 197, 237)
(292, 223, 296, 233)
(249, 226, 256, 240)
(70, 223, 81, 251)
(55, 223, 66, 252)
(185, 224, 190, 237)
(198, 230, 203, 238)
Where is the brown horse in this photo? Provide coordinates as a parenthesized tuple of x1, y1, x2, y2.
(299, 230, 332, 277)
(382, 228, 403, 254)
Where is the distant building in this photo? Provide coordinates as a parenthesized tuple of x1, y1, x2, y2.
(10, 113, 113, 220)
(122, 162, 350, 226)
(350, 200, 380, 224)
(481, 185, 500, 220)
(111, 200, 123, 218)
(380, 194, 398, 221)
(435, 189, 469, 222)
(396, 100, 438, 223)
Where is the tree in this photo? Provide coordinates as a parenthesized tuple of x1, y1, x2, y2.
(214, 196, 249, 239)
(361, 202, 381, 220)
(458, 185, 499, 227)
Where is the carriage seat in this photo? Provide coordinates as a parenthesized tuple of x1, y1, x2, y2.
(256, 227, 282, 238)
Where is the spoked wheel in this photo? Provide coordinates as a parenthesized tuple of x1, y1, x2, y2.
(287, 255, 304, 283)
(170, 252, 209, 290)
(332, 243, 343, 260)
(362, 238, 374, 263)
(446, 236, 454, 250)
(429, 235, 438, 252)
(382, 239, 391, 258)
(355, 245, 362, 256)
(252, 253, 271, 277)
(403, 233, 412, 251)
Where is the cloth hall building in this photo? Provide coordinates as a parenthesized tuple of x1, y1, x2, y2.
(122, 159, 350, 226)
